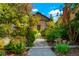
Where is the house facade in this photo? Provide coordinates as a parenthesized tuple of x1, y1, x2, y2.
(32, 12, 50, 31)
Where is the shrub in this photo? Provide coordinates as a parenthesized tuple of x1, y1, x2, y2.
(0, 26, 6, 38)
(0, 50, 5, 56)
(43, 25, 68, 42)
(0, 39, 4, 49)
(55, 43, 70, 55)
(44, 27, 61, 42)
(11, 27, 27, 37)
(44, 28, 56, 41)
(58, 25, 68, 40)
(32, 28, 41, 39)
(35, 33, 41, 39)
(5, 37, 26, 55)
(66, 15, 79, 43)
(27, 30, 35, 47)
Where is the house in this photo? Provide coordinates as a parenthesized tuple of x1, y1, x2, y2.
(32, 12, 50, 31)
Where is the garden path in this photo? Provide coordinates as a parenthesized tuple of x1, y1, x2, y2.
(28, 37, 56, 56)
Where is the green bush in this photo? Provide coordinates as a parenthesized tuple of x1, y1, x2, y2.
(55, 43, 70, 55)
(66, 13, 79, 42)
(5, 37, 26, 54)
(44, 28, 56, 41)
(58, 25, 68, 40)
(32, 28, 41, 39)
(44, 27, 61, 41)
(35, 33, 41, 39)
(0, 50, 6, 56)
(11, 27, 27, 37)
(0, 26, 6, 38)
(43, 25, 68, 42)
(27, 30, 35, 47)
(29, 31, 35, 46)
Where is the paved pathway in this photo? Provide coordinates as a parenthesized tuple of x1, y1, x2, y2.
(28, 38, 56, 56)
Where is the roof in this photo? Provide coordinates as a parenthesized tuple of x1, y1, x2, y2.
(33, 12, 50, 21)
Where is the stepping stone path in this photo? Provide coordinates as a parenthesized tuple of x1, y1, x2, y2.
(28, 38, 56, 56)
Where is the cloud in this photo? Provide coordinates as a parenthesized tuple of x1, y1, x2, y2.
(60, 11, 63, 14)
(49, 9, 63, 17)
(32, 9, 38, 12)
(49, 10, 60, 16)
(49, 9, 63, 22)
(53, 16, 60, 22)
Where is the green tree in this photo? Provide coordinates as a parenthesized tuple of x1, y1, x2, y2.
(0, 4, 31, 38)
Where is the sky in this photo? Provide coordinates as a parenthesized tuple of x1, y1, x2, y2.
(32, 3, 64, 22)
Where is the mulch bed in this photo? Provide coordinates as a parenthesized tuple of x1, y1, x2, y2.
(66, 48, 79, 56)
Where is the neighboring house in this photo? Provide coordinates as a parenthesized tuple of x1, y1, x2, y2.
(32, 12, 50, 31)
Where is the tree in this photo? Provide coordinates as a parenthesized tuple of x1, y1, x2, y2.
(62, 3, 79, 43)
(31, 15, 40, 27)
(68, 12, 79, 42)
(46, 15, 55, 28)
(22, 3, 32, 15)
(0, 4, 31, 38)
(56, 16, 63, 26)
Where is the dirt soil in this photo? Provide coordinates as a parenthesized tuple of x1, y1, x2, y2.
(66, 48, 79, 56)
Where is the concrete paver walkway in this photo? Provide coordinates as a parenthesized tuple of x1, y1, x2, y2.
(28, 38, 56, 56)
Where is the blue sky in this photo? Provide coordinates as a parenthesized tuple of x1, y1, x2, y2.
(32, 3, 64, 22)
